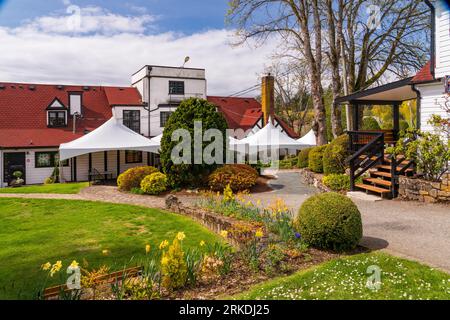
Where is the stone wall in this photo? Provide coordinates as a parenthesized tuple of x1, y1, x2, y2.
(298, 169, 331, 193)
(399, 173, 450, 203)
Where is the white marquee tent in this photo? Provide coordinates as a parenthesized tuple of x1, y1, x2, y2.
(59, 118, 160, 161)
(296, 129, 317, 147)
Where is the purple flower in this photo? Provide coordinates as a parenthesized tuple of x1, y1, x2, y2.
(295, 232, 301, 239)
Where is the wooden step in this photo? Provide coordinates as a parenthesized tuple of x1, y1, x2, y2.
(370, 171, 392, 178)
(355, 183, 391, 194)
(376, 165, 414, 173)
(363, 178, 392, 187)
(359, 155, 378, 161)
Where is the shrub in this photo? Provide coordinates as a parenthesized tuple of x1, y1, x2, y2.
(295, 192, 362, 251)
(308, 145, 327, 173)
(323, 135, 349, 175)
(208, 164, 258, 192)
(297, 148, 312, 168)
(117, 166, 158, 191)
(44, 177, 55, 185)
(161, 237, 188, 290)
(322, 174, 350, 191)
(278, 156, 298, 169)
(362, 117, 381, 130)
(160, 98, 228, 188)
(399, 120, 410, 132)
(140, 172, 168, 195)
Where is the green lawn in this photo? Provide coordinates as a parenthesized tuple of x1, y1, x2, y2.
(231, 252, 450, 300)
(0, 198, 222, 299)
(0, 182, 89, 194)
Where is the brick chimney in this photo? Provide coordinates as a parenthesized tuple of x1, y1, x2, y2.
(261, 74, 275, 125)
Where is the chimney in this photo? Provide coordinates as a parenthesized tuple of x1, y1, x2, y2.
(261, 74, 275, 125)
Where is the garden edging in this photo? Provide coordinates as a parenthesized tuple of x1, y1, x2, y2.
(399, 173, 450, 203)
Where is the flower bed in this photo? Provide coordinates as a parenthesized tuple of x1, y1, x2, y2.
(399, 173, 450, 203)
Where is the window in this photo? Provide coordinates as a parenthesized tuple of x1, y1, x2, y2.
(123, 110, 140, 133)
(160, 111, 173, 127)
(169, 81, 184, 95)
(35, 152, 68, 168)
(48, 111, 66, 127)
(125, 151, 143, 164)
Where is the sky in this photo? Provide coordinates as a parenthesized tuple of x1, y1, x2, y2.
(0, 0, 278, 96)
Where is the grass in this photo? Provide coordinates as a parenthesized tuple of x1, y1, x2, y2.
(0, 182, 89, 194)
(0, 198, 223, 299)
(231, 252, 450, 300)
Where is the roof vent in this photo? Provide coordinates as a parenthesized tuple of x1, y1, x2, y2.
(0, 84, 5, 90)
(56, 85, 64, 90)
(19, 85, 24, 89)
(83, 86, 90, 91)
(29, 85, 36, 91)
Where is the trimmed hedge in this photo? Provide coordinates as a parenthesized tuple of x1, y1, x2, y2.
(295, 192, 363, 251)
(208, 164, 258, 192)
(141, 172, 168, 195)
(323, 135, 349, 175)
(117, 166, 159, 191)
(308, 145, 327, 173)
(297, 148, 312, 168)
(322, 174, 350, 191)
(362, 117, 381, 130)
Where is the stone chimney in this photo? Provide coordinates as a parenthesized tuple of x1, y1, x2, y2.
(261, 74, 275, 125)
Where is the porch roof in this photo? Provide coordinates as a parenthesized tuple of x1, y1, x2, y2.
(59, 118, 159, 161)
(335, 77, 417, 104)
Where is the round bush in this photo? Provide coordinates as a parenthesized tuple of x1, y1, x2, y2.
(140, 172, 168, 195)
(322, 174, 350, 191)
(117, 166, 159, 191)
(308, 145, 327, 173)
(297, 148, 312, 168)
(295, 193, 362, 251)
(362, 117, 381, 130)
(323, 135, 349, 175)
(208, 164, 258, 192)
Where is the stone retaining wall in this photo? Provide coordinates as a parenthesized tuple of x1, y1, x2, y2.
(399, 173, 450, 203)
(297, 169, 331, 193)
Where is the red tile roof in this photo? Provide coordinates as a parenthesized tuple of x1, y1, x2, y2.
(207, 96, 299, 138)
(411, 61, 435, 83)
(0, 83, 142, 148)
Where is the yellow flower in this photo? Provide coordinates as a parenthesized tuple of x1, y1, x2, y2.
(255, 229, 264, 238)
(161, 256, 169, 265)
(41, 262, 51, 271)
(220, 230, 228, 238)
(199, 240, 205, 247)
(256, 199, 261, 206)
(159, 240, 169, 250)
(102, 249, 109, 256)
(49, 260, 63, 277)
(70, 260, 79, 268)
(145, 244, 151, 254)
(176, 232, 186, 241)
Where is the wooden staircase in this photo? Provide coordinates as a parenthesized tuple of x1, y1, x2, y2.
(355, 155, 414, 199)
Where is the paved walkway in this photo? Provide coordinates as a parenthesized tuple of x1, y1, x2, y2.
(1, 173, 449, 272)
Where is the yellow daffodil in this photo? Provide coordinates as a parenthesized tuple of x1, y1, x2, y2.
(176, 232, 186, 241)
(255, 229, 264, 238)
(159, 240, 169, 250)
(161, 256, 169, 265)
(220, 230, 228, 238)
(69, 260, 79, 268)
(41, 262, 51, 271)
(200, 240, 205, 247)
(49, 260, 63, 277)
(102, 249, 109, 256)
(145, 244, 151, 254)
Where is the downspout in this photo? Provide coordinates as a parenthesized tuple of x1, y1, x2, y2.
(424, 0, 436, 79)
(411, 84, 421, 130)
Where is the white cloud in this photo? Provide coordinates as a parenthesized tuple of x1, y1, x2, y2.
(0, 7, 279, 96)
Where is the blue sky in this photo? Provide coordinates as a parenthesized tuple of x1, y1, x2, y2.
(0, 0, 230, 34)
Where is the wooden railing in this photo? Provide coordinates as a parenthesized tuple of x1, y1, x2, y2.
(346, 131, 385, 191)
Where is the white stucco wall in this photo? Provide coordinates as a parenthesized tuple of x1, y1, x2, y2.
(112, 106, 149, 137)
(435, 1, 450, 78)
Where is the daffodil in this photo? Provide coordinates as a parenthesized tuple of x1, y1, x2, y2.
(159, 240, 169, 250)
(41, 262, 51, 271)
(161, 256, 169, 265)
(220, 230, 228, 238)
(176, 232, 186, 241)
(102, 249, 109, 256)
(199, 240, 205, 247)
(70, 260, 79, 268)
(50, 260, 63, 277)
(255, 228, 264, 238)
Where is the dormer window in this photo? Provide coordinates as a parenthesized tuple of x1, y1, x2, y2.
(169, 81, 184, 95)
(46, 97, 67, 127)
(48, 111, 66, 127)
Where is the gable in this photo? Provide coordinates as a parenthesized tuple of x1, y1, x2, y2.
(46, 97, 67, 110)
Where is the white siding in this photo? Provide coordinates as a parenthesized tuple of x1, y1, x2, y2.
(76, 154, 89, 182)
(435, 2, 450, 78)
(0, 150, 4, 188)
(417, 82, 448, 133)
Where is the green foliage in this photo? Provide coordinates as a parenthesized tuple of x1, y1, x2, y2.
(323, 135, 349, 174)
(308, 145, 327, 173)
(208, 164, 258, 192)
(44, 177, 55, 185)
(278, 155, 298, 169)
(12, 171, 23, 178)
(161, 238, 188, 290)
(362, 117, 381, 130)
(297, 148, 312, 168)
(295, 193, 363, 251)
(322, 174, 350, 191)
(117, 166, 159, 191)
(399, 120, 410, 132)
(140, 172, 168, 195)
(160, 98, 228, 188)
(391, 130, 449, 181)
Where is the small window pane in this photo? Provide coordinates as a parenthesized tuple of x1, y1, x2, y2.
(160, 111, 173, 127)
(125, 151, 143, 164)
(48, 111, 66, 127)
(169, 81, 184, 95)
(123, 110, 140, 133)
(35, 152, 54, 168)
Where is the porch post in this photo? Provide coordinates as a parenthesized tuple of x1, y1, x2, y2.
(393, 103, 400, 141)
(351, 102, 359, 131)
(73, 157, 77, 182)
(104, 151, 108, 180)
(88, 153, 92, 182)
(116, 151, 120, 178)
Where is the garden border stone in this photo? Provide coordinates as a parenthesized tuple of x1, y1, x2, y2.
(399, 173, 450, 203)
